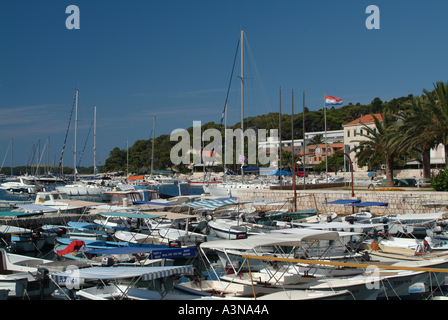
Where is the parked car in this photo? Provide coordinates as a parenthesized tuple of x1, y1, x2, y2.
(296, 171, 308, 177)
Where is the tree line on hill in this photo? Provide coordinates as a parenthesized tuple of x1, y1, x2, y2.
(102, 93, 416, 175)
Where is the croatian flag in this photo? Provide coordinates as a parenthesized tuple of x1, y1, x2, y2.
(325, 95, 343, 106)
(238, 154, 247, 164)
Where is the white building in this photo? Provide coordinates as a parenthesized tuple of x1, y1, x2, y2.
(343, 113, 446, 171)
(258, 130, 344, 151)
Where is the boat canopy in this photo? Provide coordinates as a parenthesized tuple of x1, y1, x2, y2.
(91, 205, 135, 210)
(183, 199, 238, 210)
(15, 204, 58, 212)
(346, 201, 389, 207)
(200, 230, 340, 250)
(323, 199, 361, 205)
(128, 175, 145, 181)
(260, 169, 293, 176)
(84, 246, 196, 259)
(51, 265, 192, 282)
(58, 200, 105, 207)
(391, 212, 447, 221)
(133, 201, 173, 207)
(99, 211, 165, 220)
(0, 211, 44, 218)
(292, 222, 386, 230)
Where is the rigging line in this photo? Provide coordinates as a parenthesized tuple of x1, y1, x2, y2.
(0, 139, 11, 172)
(25, 144, 34, 169)
(77, 118, 94, 170)
(58, 91, 77, 174)
(244, 36, 274, 118)
(204, 35, 240, 183)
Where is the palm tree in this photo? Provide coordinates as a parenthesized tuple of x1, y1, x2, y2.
(352, 109, 399, 187)
(309, 134, 324, 145)
(423, 81, 448, 166)
(396, 96, 438, 179)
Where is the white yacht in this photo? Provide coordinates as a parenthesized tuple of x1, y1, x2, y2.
(0, 177, 38, 195)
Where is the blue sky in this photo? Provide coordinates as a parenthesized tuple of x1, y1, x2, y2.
(1, 0, 447, 172)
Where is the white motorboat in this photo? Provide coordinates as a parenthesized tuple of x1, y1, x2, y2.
(34, 191, 85, 213)
(56, 180, 112, 199)
(0, 221, 48, 253)
(0, 177, 38, 195)
(207, 219, 248, 240)
(0, 248, 56, 298)
(51, 265, 195, 300)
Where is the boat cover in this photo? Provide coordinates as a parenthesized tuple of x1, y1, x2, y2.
(99, 211, 164, 219)
(133, 201, 173, 207)
(200, 231, 339, 250)
(346, 201, 388, 207)
(183, 199, 237, 210)
(391, 212, 447, 221)
(323, 199, 362, 205)
(83, 246, 196, 259)
(51, 265, 192, 282)
(0, 211, 44, 218)
(15, 204, 58, 212)
(291, 222, 386, 230)
(57, 240, 85, 257)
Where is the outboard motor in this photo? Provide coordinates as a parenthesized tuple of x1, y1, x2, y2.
(101, 257, 115, 267)
(195, 235, 207, 247)
(169, 240, 182, 248)
(57, 228, 67, 237)
(345, 216, 355, 225)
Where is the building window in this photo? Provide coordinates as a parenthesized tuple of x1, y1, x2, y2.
(347, 131, 350, 138)
(354, 129, 357, 137)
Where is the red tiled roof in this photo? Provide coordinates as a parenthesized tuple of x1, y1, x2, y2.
(343, 113, 382, 126)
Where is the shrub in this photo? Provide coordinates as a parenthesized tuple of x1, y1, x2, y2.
(430, 167, 448, 191)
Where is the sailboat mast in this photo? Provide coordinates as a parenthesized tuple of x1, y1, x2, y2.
(224, 102, 227, 183)
(74, 89, 79, 181)
(93, 106, 97, 174)
(151, 115, 156, 176)
(240, 29, 244, 181)
(11, 138, 13, 177)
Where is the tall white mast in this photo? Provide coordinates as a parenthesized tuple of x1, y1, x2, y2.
(240, 29, 244, 181)
(93, 105, 97, 174)
(74, 89, 78, 181)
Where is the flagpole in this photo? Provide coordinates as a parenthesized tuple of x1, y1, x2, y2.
(279, 86, 282, 188)
(303, 91, 306, 188)
(324, 93, 328, 183)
